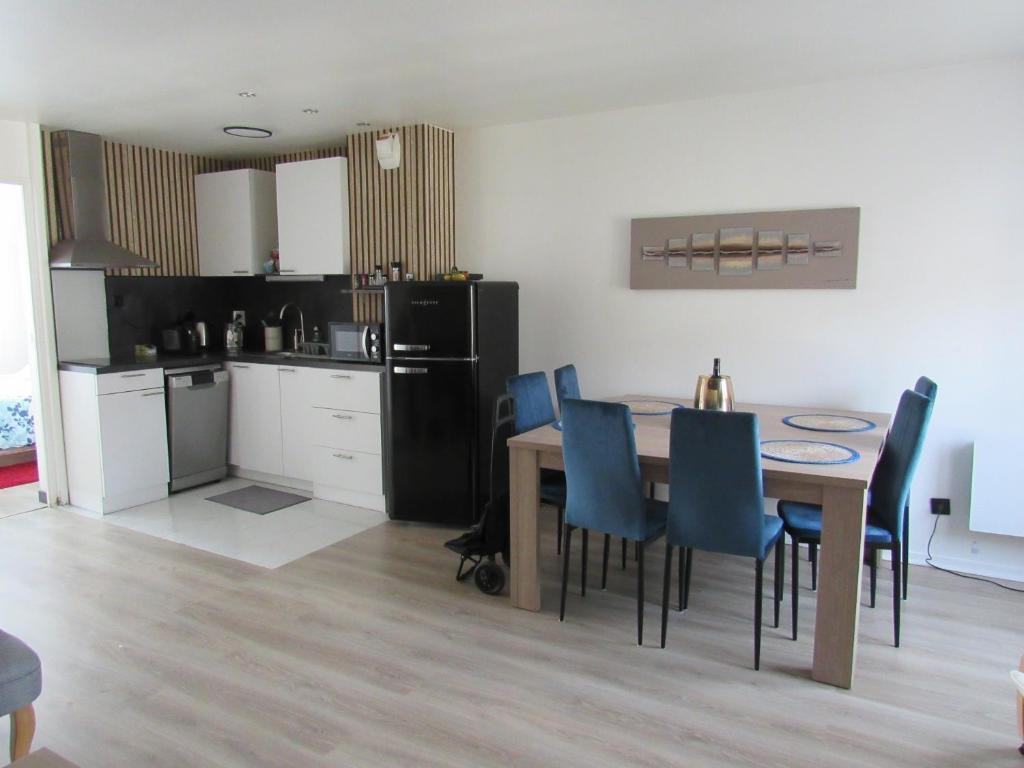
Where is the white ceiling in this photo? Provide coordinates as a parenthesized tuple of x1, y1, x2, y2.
(1, 0, 1022, 157)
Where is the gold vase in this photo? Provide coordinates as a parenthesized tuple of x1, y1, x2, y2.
(694, 358, 735, 411)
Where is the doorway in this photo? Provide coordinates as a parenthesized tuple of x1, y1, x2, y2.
(0, 182, 44, 516)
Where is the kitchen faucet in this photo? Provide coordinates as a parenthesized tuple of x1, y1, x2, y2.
(279, 302, 305, 351)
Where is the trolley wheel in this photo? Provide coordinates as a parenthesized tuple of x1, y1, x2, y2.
(474, 561, 506, 595)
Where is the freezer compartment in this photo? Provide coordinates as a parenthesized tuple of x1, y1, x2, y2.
(385, 358, 478, 525)
(384, 281, 475, 359)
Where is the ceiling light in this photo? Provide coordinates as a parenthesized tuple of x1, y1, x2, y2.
(237, 90, 257, 98)
(302, 108, 319, 114)
(223, 126, 272, 139)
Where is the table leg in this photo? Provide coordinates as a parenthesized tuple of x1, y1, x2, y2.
(510, 446, 541, 611)
(812, 485, 867, 688)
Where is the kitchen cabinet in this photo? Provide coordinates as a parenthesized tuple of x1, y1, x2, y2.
(59, 369, 170, 515)
(278, 366, 313, 482)
(225, 361, 283, 476)
(196, 169, 277, 276)
(275, 157, 349, 275)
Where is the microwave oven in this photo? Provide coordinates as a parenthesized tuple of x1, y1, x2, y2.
(328, 322, 383, 363)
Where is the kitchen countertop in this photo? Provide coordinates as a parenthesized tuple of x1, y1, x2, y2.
(58, 352, 386, 375)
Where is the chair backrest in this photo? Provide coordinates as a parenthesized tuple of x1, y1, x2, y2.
(667, 408, 766, 558)
(914, 376, 938, 401)
(870, 389, 933, 539)
(505, 371, 556, 434)
(561, 399, 648, 540)
(554, 364, 582, 414)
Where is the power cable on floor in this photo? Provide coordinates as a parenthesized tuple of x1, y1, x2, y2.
(925, 515, 1024, 594)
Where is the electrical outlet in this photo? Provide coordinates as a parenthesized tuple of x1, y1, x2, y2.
(930, 498, 951, 516)
(232, 310, 246, 326)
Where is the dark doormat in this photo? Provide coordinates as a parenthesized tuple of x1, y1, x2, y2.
(206, 485, 311, 515)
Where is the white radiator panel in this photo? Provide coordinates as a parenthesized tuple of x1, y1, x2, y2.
(969, 440, 1022, 538)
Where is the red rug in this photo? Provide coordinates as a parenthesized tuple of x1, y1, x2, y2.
(0, 461, 38, 489)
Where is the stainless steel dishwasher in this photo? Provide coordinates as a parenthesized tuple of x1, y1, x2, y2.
(165, 365, 229, 491)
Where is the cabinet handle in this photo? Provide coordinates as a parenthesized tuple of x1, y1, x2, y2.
(394, 366, 428, 375)
(332, 453, 354, 460)
(393, 343, 429, 352)
(279, 368, 296, 373)
(232, 364, 250, 369)
(121, 373, 147, 378)
(330, 374, 352, 380)
(141, 391, 163, 397)
(331, 413, 354, 420)
(232, 269, 248, 274)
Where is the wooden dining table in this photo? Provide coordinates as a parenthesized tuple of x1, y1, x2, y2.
(507, 396, 890, 689)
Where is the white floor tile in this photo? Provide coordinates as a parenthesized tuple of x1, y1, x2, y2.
(0, 482, 44, 519)
(97, 478, 386, 569)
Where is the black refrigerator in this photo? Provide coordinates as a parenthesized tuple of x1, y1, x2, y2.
(384, 281, 519, 525)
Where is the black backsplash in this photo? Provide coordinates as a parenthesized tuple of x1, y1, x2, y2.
(105, 275, 355, 357)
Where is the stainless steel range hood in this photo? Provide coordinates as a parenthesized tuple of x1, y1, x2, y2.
(49, 130, 158, 270)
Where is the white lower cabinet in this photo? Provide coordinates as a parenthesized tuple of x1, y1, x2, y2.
(225, 361, 384, 511)
(60, 369, 170, 515)
(225, 362, 283, 477)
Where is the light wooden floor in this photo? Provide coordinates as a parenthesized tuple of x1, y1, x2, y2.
(1, 505, 1021, 767)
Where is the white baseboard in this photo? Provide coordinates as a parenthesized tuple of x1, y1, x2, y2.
(907, 550, 1024, 584)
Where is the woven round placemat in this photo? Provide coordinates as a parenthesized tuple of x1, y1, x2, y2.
(782, 413, 876, 433)
(618, 399, 687, 416)
(760, 439, 860, 465)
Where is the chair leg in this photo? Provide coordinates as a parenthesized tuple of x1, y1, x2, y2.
(601, 533, 610, 590)
(773, 536, 784, 629)
(893, 542, 902, 648)
(677, 546, 685, 612)
(581, 528, 589, 597)
(559, 525, 574, 621)
(556, 506, 564, 554)
(754, 558, 764, 671)
(902, 504, 910, 600)
(10, 703, 35, 762)
(621, 537, 627, 570)
(660, 542, 673, 649)
(637, 540, 646, 645)
(790, 536, 799, 641)
(869, 547, 878, 608)
(681, 547, 693, 611)
(809, 542, 818, 591)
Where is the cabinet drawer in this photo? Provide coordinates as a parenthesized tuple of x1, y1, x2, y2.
(312, 447, 381, 494)
(311, 408, 381, 454)
(97, 368, 163, 395)
(307, 368, 380, 413)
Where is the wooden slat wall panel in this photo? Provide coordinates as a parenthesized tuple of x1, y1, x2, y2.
(347, 124, 455, 321)
(41, 126, 452, 295)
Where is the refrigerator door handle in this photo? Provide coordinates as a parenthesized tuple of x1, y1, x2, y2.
(394, 366, 429, 375)
(393, 343, 430, 352)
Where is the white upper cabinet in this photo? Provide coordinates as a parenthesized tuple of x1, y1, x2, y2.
(275, 157, 349, 275)
(196, 169, 278, 276)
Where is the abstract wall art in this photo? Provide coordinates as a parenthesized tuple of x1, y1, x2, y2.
(629, 207, 859, 289)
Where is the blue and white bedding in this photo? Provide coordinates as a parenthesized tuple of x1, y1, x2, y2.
(0, 366, 34, 450)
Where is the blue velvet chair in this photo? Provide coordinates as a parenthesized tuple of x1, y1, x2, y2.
(778, 389, 934, 647)
(506, 372, 569, 553)
(554, 364, 581, 413)
(559, 399, 667, 645)
(660, 408, 784, 670)
(0, 628, 41, 760)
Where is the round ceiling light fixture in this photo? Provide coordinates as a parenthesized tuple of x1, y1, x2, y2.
(302, 108, 319, 114)
(237, 90, 257, 98)
(223, 126, 272, 139)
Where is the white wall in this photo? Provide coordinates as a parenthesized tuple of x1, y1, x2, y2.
(0, 183, 30, 374)
(456, 59, 1024, 580)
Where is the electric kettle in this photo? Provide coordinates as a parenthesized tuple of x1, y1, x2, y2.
(694, 358, 735, 411)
